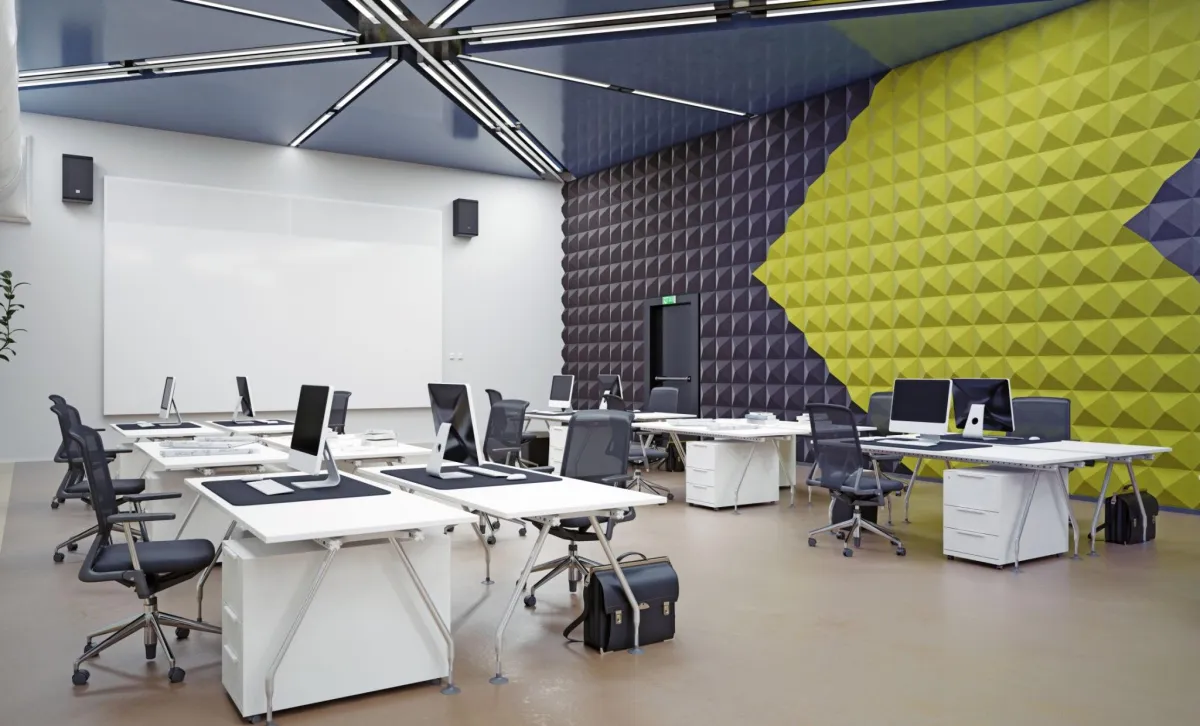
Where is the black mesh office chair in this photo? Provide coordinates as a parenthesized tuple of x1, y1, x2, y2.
(50, 399, 144, 563)
(627, 386, 678, 499)
(329, 390, 351, 434)
(1010, 396, 1071, 440)
(864, 391, 905, 487)
(805, 404, 906, 557)
(68, 423, 221, 686)
(473, 400, 532, 543)
(485, 388, 503, 409)
(523, 410, 635, 607)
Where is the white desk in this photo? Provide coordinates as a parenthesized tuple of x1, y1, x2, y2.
(525, 410, 696, 423)
(135, 441, 288, 545)
(261, 435, 430, 469)
(528, 410, 696, 472)
(185, 471, 473, 723)
(111, 421, 221, 440)
(206, 419, 294, 436)
(360, 464, 666, 684)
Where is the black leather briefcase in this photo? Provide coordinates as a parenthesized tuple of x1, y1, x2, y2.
(1099, 486, 1158, 544)
(564, 554, 678, 653)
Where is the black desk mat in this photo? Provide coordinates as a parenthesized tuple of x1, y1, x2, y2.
(940, 434, 1061, 446)
(864, 440, 991, 453)
(116, 422, 202, 431)
(203, 474, 389, 506)
(210, 419, 293, 427)
(380, 464, 559, 491)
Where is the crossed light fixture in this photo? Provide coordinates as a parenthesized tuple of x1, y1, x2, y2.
(171, 0, 359, 37)
(764, 0, 951, 18)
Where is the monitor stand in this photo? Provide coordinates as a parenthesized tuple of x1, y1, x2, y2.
(962, 403, 987, 439)
(916, 433, 944, 445)
(231, 399, 254, 423)
(162, 399, 184, 425)
(291, 442, 342, 489)
(427, 423, 471, 480)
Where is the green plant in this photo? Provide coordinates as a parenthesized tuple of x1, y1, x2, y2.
(1, 270, 28, 363)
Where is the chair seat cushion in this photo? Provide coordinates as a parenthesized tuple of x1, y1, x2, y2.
(529, 517, 605, 541)
(67, 478, 145, 497)
(630, 447, 668, 462)
(841, 472, 905, 496)
(94, 539, 215, 575)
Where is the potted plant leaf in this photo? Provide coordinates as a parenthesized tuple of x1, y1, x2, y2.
(1, 270, 27, 363)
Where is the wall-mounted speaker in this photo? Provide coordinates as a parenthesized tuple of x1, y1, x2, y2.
(62, 154, 94, 204)
(453, 198, 478, 238)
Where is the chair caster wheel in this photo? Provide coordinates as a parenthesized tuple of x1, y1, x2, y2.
(72, 669, 90, 686)
(53, 551, 65, 563)
(145, 644, 156, 660)
(444, 526, 455, 534)
(175, 628, 190, 640)
(67, 542, 79, 552)
(518, 528, 527, 537)
(168, 667, 185, 684)
(83, 641, 93, 655)
(523, 595, 536, 608)
(51, 500, 61, 510)
(487, 535, 497, 546)
(896, 548, 906, 557)
(946, 555, 955, 561)
(807, 538, 817, 547)
(835, 532, 846, 541)
(667, 492, 675, 500)
(842, 548, 853, 558)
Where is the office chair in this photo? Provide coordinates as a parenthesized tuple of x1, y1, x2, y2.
(1010, 396, 1071, 440)
(485, 388, 503, 409)
(467, 400, 531, 544)
(627, 386, 678, 499)
(805, 404, 906, 558)
(329, 390, 351, 434)
(602, 393, 628, 411)
(523, 410, 636, 607)
(68, 423, 221, 686)
(864, 391, 905, 491)
(49, 399, 144, 563)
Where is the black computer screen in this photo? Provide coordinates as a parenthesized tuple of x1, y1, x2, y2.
(952, 378, 1014, 432)
(550, 375, 574, 403)
(290, 385, 330, 456)
(429, 383, 479, 465)
(891, 379, 951, 424)
(236, 376, 254, 417)
(160, 377, 175, 412)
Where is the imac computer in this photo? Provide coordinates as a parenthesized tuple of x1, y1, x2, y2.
(888, 378, 953, 446)
(598, 373, 623, 399)
(286, 384, 340, 488)
(952, 378, 1015, 439)
(158, 377, 182, 424)
(549, 374, 575, 411)
(427, 383, 485, 480)
(234, 376, 255, 421)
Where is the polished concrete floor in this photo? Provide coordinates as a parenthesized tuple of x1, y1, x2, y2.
(2, 461, 1198, 725)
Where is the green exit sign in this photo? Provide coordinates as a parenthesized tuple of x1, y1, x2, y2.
(661, 295, 677, 305)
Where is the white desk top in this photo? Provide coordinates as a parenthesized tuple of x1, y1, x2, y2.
(113, 422, 221, 440)
(857, 439, 1093, 468)
(360, 464, 666, 520)
(136, 441, 289, 471)
(637, 418, 872, 439)
(261, 435, 430, 461)
(1020, 440, 1171, 459)
(184, 471, 474, 544)
(206, 420, 295, 436)
(527, 410, 696, 423)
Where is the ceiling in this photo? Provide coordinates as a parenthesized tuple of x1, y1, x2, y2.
(15, 0, 1090, 181)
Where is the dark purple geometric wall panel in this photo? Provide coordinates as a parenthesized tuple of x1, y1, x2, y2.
(561, 76, 881, 460)
(1127, 151, 1200, 282)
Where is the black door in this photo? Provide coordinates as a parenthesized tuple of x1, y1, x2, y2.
(645, 295, 699, 415)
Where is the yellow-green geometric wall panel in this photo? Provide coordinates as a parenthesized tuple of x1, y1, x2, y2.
(754, 0, 1200, 508)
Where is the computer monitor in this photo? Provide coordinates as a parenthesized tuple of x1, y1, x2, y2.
(158, 377, 181, 424)
(287, 384, 339, 487)
(952, 378, 1015, 438)
(427, 383, 482, 478)
(235, 376, 255, 420)
(889, 378, 953, 440)
(598, 373, 622, 400)
(549, 374, 574, 410)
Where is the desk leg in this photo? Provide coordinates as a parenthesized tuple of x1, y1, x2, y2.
(1125, 460, 1150, 544)
(491, 523, 551, 685)
(195, 521, 237, 621)
(389, 536, 459, 695)
(588, 514, 643, 654)
(471, 518, 494, 585)
(772, 438, 796, 509)
(1056, 468, 1080, 559)
(902, 457, 923, 524)
(1088, 462, 1114, 556)
(732, 440, 760, 515)
(1010, 471, 1040, 573)
(265, 538, 340, 726)
(669, 433, 686, 465)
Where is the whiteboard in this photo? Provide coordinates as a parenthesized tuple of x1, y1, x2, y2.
(103, 177, 443, 415)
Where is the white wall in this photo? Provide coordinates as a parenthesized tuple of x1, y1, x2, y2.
(0, 113, 564, 461)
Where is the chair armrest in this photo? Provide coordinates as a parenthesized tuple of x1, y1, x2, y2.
(120, 492, 182, 503)
(529, 466, 555, 474)
(601, 473, 634, 486)
(110, 512, 175, 524)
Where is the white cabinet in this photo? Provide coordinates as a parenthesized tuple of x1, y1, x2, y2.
(685, 440, 784, 509)
(220, 533, 451, 720)
(943, 467, 1068, 567)
(548, 423, 568, 474)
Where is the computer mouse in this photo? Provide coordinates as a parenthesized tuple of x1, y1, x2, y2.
(506, 473, 527, 481)
(1029, 436, 1041, 441)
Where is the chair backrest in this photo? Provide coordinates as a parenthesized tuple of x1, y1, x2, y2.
(484, 399, 529, 464)
(643, 386, 679, 414)
(806, 403, 867, 491)
(602, 393, 628, 411)
(865, 391, 893, 435)
(49, 395, 71, 461)
(329, 390, 351, 434)
(560, 410, 634, 485)
(1010, 396, 1071, 440)
(67, 423, 120, 546)
(485, 388, 503, 408)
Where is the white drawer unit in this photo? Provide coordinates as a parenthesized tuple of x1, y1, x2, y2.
(685, 440, 783, 510)
(220, 533, 451, 720)
(548, 423, 569, 474)
(943, 467, 1068, 567)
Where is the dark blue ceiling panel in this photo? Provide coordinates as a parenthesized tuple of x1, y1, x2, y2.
(18, 58, 378, 147)
(404, 0, 696, 28)
(16, 0, 341, 70)
(213, 0, 354, 26)
(303, 63, 540, 179)
(469, 61, 736, 177)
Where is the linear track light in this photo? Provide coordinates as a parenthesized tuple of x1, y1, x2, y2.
(497, 133, 550, 176)
(516, 129, 563, 172)
(334, 58, 398, 110)
(630, 89, 748, 117)
(376, 0, 409, 21)
(443, 62, 514, 126)
(139, 40, 357, 67)
(764, 0, 949, 18)
(155, 49, 368, 75)
(18, 62, 123, 79)
(429, 0, 473, 28)
(472, 16, 717, 45)
(347, 0, 382, 24)
(174, 0, 359, 36)
(289, 111, 336, 147)
(17, 71, 138, 89)
(418, 62, 496, 130)
(464, 3, 716, 36)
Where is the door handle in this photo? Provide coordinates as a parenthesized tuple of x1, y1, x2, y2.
(655, 376, 692, 383)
